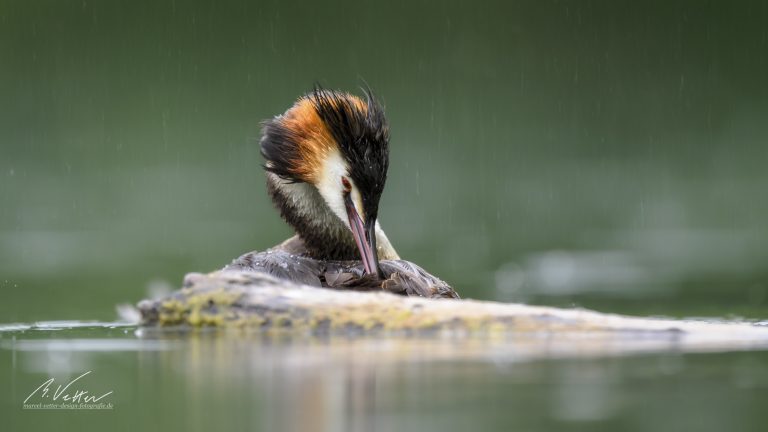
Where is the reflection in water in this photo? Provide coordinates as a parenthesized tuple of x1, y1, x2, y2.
(134, 333, 614, 430)
(551, 363, 621, 422)
(2, 323, 768, 431)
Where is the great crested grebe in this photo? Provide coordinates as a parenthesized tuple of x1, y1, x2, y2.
(226, 87, 458, 299)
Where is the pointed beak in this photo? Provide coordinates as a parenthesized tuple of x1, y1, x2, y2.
(344, 193, 383, 278)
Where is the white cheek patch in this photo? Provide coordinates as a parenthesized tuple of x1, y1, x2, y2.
(316, 149, 355, 228)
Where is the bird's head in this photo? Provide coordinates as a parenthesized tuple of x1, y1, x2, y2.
(260, 87, 389, 278)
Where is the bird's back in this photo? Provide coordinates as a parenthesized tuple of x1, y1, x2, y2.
(225, 242, 459, 299)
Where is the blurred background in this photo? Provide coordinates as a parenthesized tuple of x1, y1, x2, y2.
(2, 0, 768, 322)
(4, 2, 768, 432)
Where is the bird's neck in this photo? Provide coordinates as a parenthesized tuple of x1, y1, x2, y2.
(266, 173, 399, 261)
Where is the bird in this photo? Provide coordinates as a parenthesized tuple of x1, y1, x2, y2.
(226, 87, 459, 299)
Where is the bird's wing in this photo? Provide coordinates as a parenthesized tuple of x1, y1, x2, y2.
(226, 247, 459, 299)
(380, 260, 460, 299)
(224, 249, 326, 287)
(330, 260, 460, 299)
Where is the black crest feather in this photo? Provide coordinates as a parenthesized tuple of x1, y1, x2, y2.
(308, 85, 389, 221)
(260, 86, 390, 221)
(260, 108, 303, 183)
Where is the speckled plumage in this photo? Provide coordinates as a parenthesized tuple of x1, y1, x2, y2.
(226, 248, 458, 299)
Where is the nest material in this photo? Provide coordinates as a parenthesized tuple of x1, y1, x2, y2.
(138, 271, 768, 352)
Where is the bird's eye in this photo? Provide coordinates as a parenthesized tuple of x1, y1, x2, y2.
(341, 176, 352, 192)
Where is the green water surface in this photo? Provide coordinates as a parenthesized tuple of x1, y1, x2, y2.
(2, 322, 768, 432)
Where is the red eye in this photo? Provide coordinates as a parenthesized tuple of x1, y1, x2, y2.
(341, 176, 351, 192)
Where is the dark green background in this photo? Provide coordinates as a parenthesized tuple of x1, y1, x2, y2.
(2, 0, 767, 319)
(3, 2, 768, 432)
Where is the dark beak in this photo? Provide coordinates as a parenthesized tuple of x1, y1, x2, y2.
(344, 193, 383, 278)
